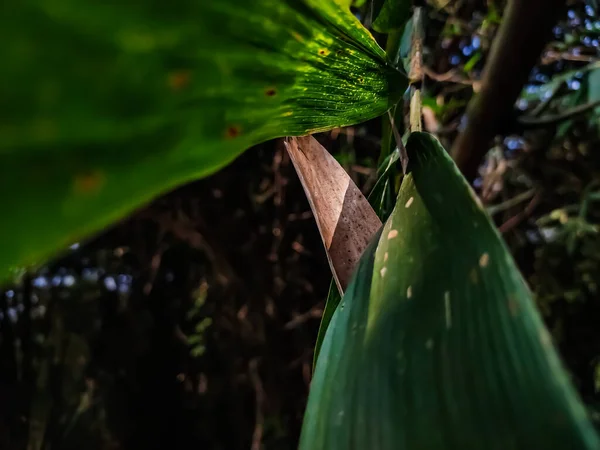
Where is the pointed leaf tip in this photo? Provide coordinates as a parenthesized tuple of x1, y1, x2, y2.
(300, 132, 600, 450)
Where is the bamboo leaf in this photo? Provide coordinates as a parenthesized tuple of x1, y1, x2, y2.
(300, 132, 600, 449)
(0, 0, 405, 283)
(286, 136, 382, 294)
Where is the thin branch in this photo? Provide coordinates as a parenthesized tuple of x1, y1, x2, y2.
(283, 307, 323, 330)
(249, 359, 265, 450)
(450, 0, 566, 181)
(387, 111, 409, 174)
(519, 99, 600, 128)
(499, 190, 544, 234)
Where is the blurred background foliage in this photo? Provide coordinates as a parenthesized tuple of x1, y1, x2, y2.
(2, 0, 600, 448)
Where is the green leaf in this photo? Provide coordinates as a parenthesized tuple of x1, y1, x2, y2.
(588, 66, 600, 123)
(463, 51, 482, 73)
(372, 0, 412, 33)
(398, 16, 414, 73)
(300, 132, 600, 449)
(520, 61, 600, 102)
(0, 0, 405, 283)
(313, 280, 343, 369)
(368, 149, 400, 221)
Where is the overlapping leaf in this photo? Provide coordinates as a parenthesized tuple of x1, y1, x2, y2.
(313, 148, 399, 366)
(300, 132, 600, 449)
(0, 0, 405, 283)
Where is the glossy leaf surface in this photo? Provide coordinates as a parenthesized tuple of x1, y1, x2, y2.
(0, 0, 405, 282)
(301, 132, 600, 449)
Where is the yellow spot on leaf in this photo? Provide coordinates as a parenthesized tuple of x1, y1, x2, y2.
(470, 268, 478, 284)
(291, 31, 304, 42)
(380, 267, 387, 278)
(407, 285, 412, 299)
(73, 170, 105, 195)
(405, 196, 414, 208)
(387, 229, 398, 239)
(384, 252, 389, 262)
(318, 48, 330, 56)
(540, 329, 553, 348)
(479, 253, 490, 268)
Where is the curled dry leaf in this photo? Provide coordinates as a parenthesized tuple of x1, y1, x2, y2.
(285, 136, 382, 293)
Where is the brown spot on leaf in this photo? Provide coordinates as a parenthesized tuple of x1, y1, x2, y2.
(168, 71, 192, 91)
(318, 49, 330, 56)
(265, 88, 277, 97)
(291, 31, 304, 42)
(225, 125, 241, 139)
(73, 170, 105, 195)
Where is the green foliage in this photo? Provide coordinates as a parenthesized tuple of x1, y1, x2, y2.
(372, 0, 412, 33)
(520, 61, 600, 103)
(313, 281, 342, 368)
(300, 133, 600, 449)
(0, 0, 406, 284)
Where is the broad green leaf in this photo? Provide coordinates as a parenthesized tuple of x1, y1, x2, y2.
(372, 0, 412, 33)
(301, 132, 600, 449)
(0, 0, 405, 283)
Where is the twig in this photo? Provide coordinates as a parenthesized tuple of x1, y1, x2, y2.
(409, 7, 424, 85)
(283, 307, 323, 330)
(499, 190, 543, 233)
(518, 99, 600, 128)
(541, 50, 597, 64)
(423, 66, 479, 87)
(487, 188, 536, 216)
(529, 83, 568, 118)
(249, 359, 265, 450)
(387, 110, 409, 174)
(410, 88, 423, 133)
